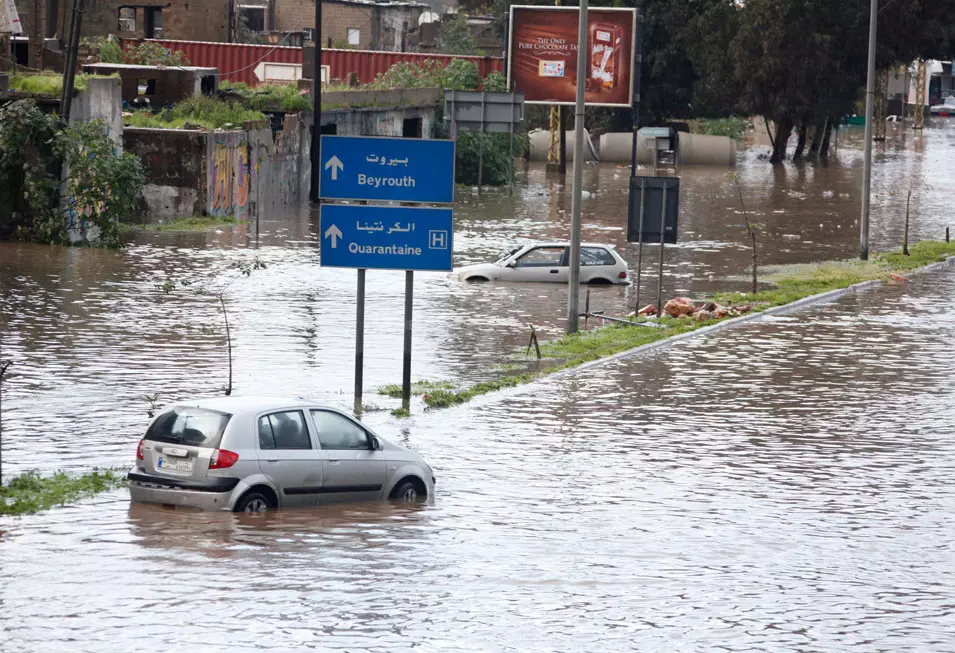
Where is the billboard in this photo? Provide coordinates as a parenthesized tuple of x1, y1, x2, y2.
(507, 5, 636, 108)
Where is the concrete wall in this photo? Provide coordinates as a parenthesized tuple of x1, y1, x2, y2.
(82, 63, 217, 108)
(70, 76, 123, 146)
(276, 0, 374, 48)
(18, 0, 229, 46)
(318, 88, 439, 137)
(377, 5, 423, 51)
(322, 103, 436, 137)
(64, 77, 126, 243)
(125, 113, 312, 222)
(124, 128, 207, 221)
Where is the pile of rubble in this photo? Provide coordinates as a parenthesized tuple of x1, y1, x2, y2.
(635, 297, 754, 323)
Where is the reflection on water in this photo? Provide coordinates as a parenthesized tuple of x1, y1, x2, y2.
(2, 117, 955, 650)
(2, 265, 955, 651)
(1, 123, 954, 474)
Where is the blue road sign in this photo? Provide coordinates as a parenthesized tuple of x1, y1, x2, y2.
(319, 136, 455, 204)
(320, 205, 454, 271)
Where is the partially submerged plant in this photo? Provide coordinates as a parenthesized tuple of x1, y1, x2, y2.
(157, 258, 265, 396)
(730, 172, 760, 294)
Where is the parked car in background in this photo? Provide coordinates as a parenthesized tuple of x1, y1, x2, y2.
(454, 242, 630, 284)
(128, 397, 434, 512)
(930, 96, 955, 116)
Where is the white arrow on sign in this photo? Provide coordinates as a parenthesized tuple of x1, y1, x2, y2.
(325, 155, 344, 181)
(324, 224, 343, 248)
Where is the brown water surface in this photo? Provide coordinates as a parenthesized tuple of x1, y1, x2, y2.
(1, 120, 954, 651)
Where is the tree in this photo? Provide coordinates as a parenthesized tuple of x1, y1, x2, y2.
(437, 13, 478, 55)
(729, 0, 955, 164)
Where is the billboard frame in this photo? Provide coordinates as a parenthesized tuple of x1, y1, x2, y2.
(506, 4, 637, 108)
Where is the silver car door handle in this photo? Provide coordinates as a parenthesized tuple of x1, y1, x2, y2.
(266, 459, 279, 463)
(328, 460, 341, 464)
(550, 269, 559, 273)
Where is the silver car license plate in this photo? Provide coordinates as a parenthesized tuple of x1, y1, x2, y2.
(157, 456, 194, 473)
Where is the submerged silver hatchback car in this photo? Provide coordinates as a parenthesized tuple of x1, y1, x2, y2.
(128, 396, 435, 512)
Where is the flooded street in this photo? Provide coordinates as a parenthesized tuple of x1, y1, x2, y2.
(2, 260, 955, 651)
(2, 123, 955, 475)
(2, 121, 955, 650)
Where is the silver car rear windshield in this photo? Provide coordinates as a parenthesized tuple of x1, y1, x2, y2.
(145, 407, 232, 448)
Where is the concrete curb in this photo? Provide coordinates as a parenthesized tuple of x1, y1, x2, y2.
(548, 254, 955, 381)
(456, 255, 955, 410)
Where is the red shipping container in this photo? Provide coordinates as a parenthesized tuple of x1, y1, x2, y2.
(122, 39, 503, 88)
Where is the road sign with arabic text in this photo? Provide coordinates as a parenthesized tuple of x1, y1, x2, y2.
(320, 204, 453, 271)
(319, 135, 455, 204)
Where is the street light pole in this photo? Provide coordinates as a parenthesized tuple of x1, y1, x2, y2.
(860, 0, 878, 260)
(566, 0, 588, 334)
(309, 1, 322, 203)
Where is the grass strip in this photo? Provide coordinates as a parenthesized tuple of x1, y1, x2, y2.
(0, 469, 126, 516)
(377, 380, 455, 398)
(138, 215, 239, 232)
(413, 241, 955, 411)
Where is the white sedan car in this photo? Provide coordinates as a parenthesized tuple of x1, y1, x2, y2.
(454, 242, 630, 284)
(930, 96, 955, 116)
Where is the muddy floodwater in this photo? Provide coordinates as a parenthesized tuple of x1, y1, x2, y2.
(1, 122, 955, 651)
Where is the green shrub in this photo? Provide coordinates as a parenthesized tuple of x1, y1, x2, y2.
(83, 36, 190, 66)
(124, 96, 267, 130)
(8, 73, 115, 95)
(0, 100, 144, 246)
(688, 116, 753, 141)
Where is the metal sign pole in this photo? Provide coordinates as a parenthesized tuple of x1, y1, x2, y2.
(477, 94, 486, 194)
(859, 0, 878, 260)
(309, 1, 322, 202)
(565, 0, 588, 334)
(634, 177, 646, 313)
(402, 270, 414, 411)
(354, 268, 366, 414)
(656, 181, 668, 314)
(508, 120, 515, 197)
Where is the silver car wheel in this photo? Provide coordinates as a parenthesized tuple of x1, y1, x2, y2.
(243, 497, 270, 513)
(399, 486, 418, 501)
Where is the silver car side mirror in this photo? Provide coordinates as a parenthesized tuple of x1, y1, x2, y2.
(369, 436, 381, 451)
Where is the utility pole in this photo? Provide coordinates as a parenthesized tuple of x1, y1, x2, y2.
(309, 0, 322, 202)
(60, 0, 87, 120)
(566, 0, 587, 334)
(859, 0, 877, 261)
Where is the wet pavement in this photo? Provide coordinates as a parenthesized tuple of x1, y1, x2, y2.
(2, 120, 955, 650)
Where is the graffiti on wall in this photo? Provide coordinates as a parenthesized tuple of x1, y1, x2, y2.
(208, 132, 253, 218)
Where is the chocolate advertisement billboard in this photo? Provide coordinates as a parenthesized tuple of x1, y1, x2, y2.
(507, 6, 636, 108)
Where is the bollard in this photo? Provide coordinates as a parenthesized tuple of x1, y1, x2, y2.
(947, 227, 950, 243)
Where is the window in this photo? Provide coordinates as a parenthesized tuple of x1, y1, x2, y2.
(580, 247, 616, 266)
(118, 7, 136, 32)
(346, 27, 360, 46)
(146, 408, 231, 448)
(238, 6, 265, 32)
(515, 246, 566, 268)
(144, 7, 162, 38)
(258, 411, 311, 450)
(403, 117, 422, 138)
(136, 78, 157, 96)
(311, 410, 370, 450)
